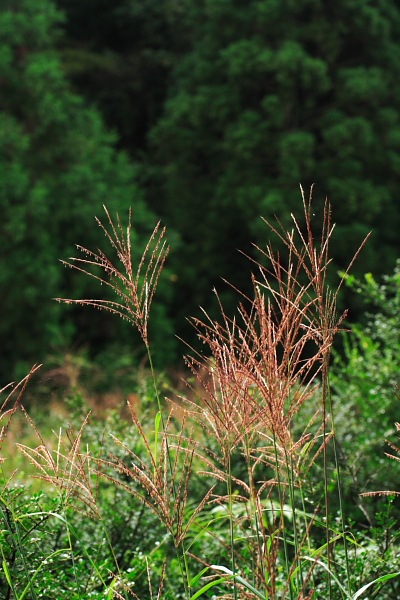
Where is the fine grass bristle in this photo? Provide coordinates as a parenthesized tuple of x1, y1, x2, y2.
(55, 207, 169, 346)
(6, 192, 399, 600)
(0, 365, 41, 466)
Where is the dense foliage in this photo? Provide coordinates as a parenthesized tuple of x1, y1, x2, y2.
(55, 0, 400, 344)
(0, 0, 156, 381)
(330, 263, 400, 516)
(2, 0, 400, 398)
(3, 0, 400, 596)
(2, 202, 400, 600)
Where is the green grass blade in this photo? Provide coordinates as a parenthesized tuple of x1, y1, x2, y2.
(2, 558, 13, 588)
(189, 567, 210, 589)
(189, 577, 227, 600)
(353, 571, 400, 600)
(301, 556, 351, 599)
(211, 565, 266, 599)
(106, 577, 118, 600)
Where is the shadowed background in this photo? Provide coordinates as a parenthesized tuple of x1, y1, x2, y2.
(1, 0, 400, 381)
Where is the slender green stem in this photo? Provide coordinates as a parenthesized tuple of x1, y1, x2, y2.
(244, 434, 264, 589)
(298, 479, 317, 592)
(227, 453, 238, 600)
(101, 523, 129, 600)
(322, 356, 333, 600)
(272, 431, 293, 600)
(62, 506, 82, 600)
(326, 371, 352, 596)
(146, 344, 191, 599)
(285, 451, 304, 593)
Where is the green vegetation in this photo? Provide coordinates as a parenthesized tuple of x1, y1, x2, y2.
(0, 0, 155, 381)
(55, 0, 400, 346)
(2, 0, 400, 373)
(2, 198, 400, 599)
(2, 0, 400, 597)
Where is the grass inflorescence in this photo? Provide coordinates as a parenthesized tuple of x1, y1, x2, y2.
(2, 190, 400, 600)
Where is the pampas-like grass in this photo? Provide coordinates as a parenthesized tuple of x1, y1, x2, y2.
(18, 190, 380, 600)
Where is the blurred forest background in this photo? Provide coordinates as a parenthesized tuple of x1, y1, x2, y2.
(2, 0, 400, 382)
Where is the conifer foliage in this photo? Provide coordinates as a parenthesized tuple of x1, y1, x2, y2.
(0, 0, 153, 379)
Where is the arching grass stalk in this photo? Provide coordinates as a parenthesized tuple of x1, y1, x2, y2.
(16, 415, 126, 598)
(264, 187, 369, 597)
(147, 349, 191, 598)
(56, 208, 195, 598)
(54, 429, 83, 595)
(321, 358, 333, 600)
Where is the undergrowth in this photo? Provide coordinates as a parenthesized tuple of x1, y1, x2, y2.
(1, 191, 400, 599)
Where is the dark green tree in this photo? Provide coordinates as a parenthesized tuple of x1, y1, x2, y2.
(54, 0, 186, 154)
(19, 0, 400, 356)
(0, 0, 159, 380)
(146, 0, 400, 336)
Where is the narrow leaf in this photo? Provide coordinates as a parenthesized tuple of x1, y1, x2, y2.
(189, 567, 210, 588)
(353, 571, 400, 600)
(211, 565, 266, 599)
(189, 577, 227, 600)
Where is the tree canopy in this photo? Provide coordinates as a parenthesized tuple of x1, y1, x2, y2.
(2, 0, 400, 376)
(147, 0, 400, 328)
(54, 0, 400, 341)
(0, 0, 155, 379)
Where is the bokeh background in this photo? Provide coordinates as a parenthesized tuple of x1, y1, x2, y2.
(2, 0, 400, 382)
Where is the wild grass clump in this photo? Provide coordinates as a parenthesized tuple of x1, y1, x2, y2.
(2, 190, 400, 600)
